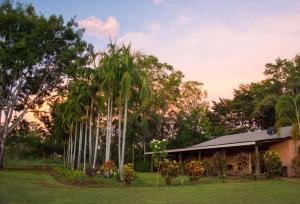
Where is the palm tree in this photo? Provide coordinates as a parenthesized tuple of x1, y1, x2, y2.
(275, 93, 300, 153)
(99, 42, 122, 162)
(117, 45, 151, 181)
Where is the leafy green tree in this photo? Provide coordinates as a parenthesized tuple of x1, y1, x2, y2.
(0, 1, 91, 168)
(275, 94, 300, 151)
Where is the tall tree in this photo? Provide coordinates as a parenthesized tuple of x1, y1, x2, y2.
(275, 94, 300, 152)
(0, 1, 91, 168)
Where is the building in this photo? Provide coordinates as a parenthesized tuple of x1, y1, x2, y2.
(146, 126, 300, 177)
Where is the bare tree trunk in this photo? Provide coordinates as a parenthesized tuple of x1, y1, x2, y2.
(83, 121, 88, 173)
(93, 113, 100, 168)
(89, 98, 94, 165)
(77, 122, 83, 170)
(72, 122, 78, 169)
(120, 98, 128, 181)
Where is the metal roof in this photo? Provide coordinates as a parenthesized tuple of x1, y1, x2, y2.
(145, 126, 292, 154)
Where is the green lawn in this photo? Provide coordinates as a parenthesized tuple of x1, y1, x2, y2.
(1, 170, 300, 204)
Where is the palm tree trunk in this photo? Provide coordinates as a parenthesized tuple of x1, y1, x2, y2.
(93, 113, 100, 168)
(72, 122, 78, 169)
(84, 121, 88, 173)
(70, 128, 73, 164)
(120, 97, 128, 181)
(67, 133, 71, 163)
(105, 96, 111, 162)
(118, 106, 122, 170)
(105, 95, 113, 162)
(89, 98, 94, 165)
(77, 121, 83, 170)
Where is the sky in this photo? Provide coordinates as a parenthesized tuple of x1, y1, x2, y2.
(21, 0, 300, 102)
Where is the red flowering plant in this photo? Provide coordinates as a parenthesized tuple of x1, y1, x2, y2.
(99, 160, 117, 179)
(159, 159, 180, 185)
(185, 160, 205, 182)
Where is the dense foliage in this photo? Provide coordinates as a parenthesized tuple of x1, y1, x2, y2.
(235, 152, 249, 177)
(263, 150, 282, 178)
(291, 156, 300, 177)
(185, 160, 205, 182)
(123, 163, 136, 185)
(53, 167, 85, 184)
(212, 151, 227, 179)
(159, 159, 180, 185)
(0, 0, 91, 168)
(99, 160, 117, 179)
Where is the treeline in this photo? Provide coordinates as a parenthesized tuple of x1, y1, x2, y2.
(208, 56, 300, 136)
(1, 1, 300, 173)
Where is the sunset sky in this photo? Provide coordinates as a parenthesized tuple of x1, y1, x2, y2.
(22, 0, 300, 101)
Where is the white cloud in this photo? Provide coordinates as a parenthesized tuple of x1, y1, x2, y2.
(119, 13, 300, 101)
(78, 16, 119, 38)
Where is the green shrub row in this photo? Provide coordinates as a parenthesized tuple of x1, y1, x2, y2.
(53, 167, 85, 184)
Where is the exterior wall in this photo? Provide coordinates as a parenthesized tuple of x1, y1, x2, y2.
(269, 139, 300, 177)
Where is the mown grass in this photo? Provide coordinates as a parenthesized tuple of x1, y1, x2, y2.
(1, 170, 300, 204)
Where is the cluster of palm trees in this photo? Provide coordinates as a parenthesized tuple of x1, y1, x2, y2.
(54, 43, 151, 181)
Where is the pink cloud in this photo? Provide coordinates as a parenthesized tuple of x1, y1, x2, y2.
(78, 16, 119, 38)
(119, 13, 300, 102)
(153, 0, 164, 4)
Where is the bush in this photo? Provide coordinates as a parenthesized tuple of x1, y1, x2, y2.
(53, 167, 85, 184)
(99, 160, 117, 179)
(185, 160, 205, 182)
(159, 159, 180, 185)
(235, 152, 249, 177)
(123, 163, 136, 185)
(86, 167, 98, 177)
(292, 156, 300, 177)
(202, 158, 213, 176)
(212, 151, 227, 180)
(263, 150, 282, 178)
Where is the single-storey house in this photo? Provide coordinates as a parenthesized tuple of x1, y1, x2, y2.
(146, 126, 300, 177)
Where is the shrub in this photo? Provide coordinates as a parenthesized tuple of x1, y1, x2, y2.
(263, 150, 282, 178)
(202, 158, 213, 176)
(185, 160, 205, 182)
(292, 156, 300, 177)
(123, 163, 136, 185)
(212, 151, 227, 180)
(235, 152, 249, 177)
(86, 167, 97, 177)
(99, 160, 117, 179)
(53, 167, 85, 184)
(159, 159, 180, 185)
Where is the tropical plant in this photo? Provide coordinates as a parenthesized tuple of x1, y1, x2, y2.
(212, 151, 227, 180)
(235, 152, 249, 177)
(149, 139, 168, 186)
(159, 159, 180, 185)
(123, 163, 136, 185)
(53, 167, 85, 184)
(202, 158, 213, 176)
(185, 160, 205, 182)
(100, 160, 117, 179)
(275, 94, 300, 152)
(292, 156, 300, 176)
(263, 150, 282, 178)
